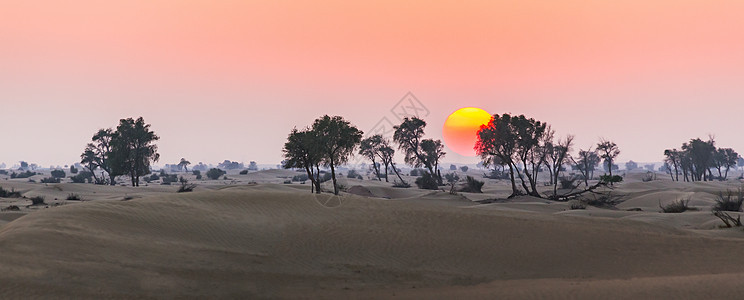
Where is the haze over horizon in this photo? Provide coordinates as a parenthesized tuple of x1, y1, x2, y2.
(2, 1, 744, 167)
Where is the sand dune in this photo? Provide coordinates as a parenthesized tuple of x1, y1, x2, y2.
(1, 177, 744, 298)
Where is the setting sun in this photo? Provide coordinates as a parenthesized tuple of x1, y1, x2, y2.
(442, 107, 492, 157)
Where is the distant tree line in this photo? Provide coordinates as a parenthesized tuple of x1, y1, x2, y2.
(664, 137, 739, 182)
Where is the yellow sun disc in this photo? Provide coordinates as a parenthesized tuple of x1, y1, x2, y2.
(442, 107, 492, 157)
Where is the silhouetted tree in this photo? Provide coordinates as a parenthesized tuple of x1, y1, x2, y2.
(682, 138, 715, 181)
(312, 115, 363, 195)
(283, 128, 322, 193)
(359, 135, 384, 181)
(663, 149, 681, 181)
(714, 148, 738, 180)
(393, 117, 445, 184)
(109, 117, 160, 187)
(572, 148, 599, 187)
(178, 158, 191, 172)
(476, 114, 521, 197)
(420, 139, 446, 184)
(378, 140, 406, 184)
(80, 128, 115, 185)
(596, 139, 620, 177)
(546, 135, 574, 197)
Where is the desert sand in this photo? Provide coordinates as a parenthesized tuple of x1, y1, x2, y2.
(2, 169, 744, 299)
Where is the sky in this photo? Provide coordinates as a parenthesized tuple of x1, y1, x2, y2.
(2, 0, 744, 168)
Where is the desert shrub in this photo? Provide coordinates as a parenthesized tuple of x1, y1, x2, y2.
(30, 196, 45, 205)
(410, 169, 425, 176)
(66, 193, 81, 200)
(0, 170, 7, 175)
(660, 198, 693, 213)
(149, 173, 160, 181)
(393, 181, 411, 188)
(50, 169, 66, 178)
(584, 192, 624, 208)
(195, 174, 202, 180)
(11, 171, 36, 179)
(0, 186, 21, 198)
(161, 174, 178, 185)
(460, 166, 469, 173)
(347, 170, 363, 179)
(192, 170, 201, 176)
(642, 172, 656, 182)
(713, 189, 744, 212)
(70, 171, 93, 183)
(3, 205, 20, 211)
(318, 172, 332, 183)
(283, 180, 292, 184)
(599, 175, 623, 184)
(292, 174, 309, 182)
(415, 172, 439, 190)
(239, 170, 249, 175)
(444, 173, 460, 194)
(483, 169, 509, 180)
(40, 177, 60, 184)
(559, 176, 579, 190)
(177, 178, 196, 193)
(70, 165, 78, 174)
(206, 168, 226, 180)
(569, 200, 586, 210)
(460, 176, 484, 193)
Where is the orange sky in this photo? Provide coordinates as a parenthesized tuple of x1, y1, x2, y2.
(2, 1, 744, 167)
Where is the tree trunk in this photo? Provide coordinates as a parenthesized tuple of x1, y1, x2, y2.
(391, 162, 406, 185)
(372, 159, 381, 181)
(507, 163, 519, 198)
(330, 159, 338, 195)
(314, 165, 322, 194)
(304, 165, 315, 193)
(383, 162, 389, 182)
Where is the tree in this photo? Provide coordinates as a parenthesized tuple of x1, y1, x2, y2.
(510, 115, 548, 197)
(248, 161, 258, 171)
(663, 149, 681, 181)
(625, 160, 638, 171)
(377, 140, 406, 184)
(178, 158, 191, 172)
(393, 117, 443, 184)
(420, 139, 446, 184)
(681, 138, 716, 181)
(546, 135, 574, 197)
(109, 117, 160, 187)
(476, 114, 521, 197)
(714, 148, 738, 180)
(596, 139, 620, 177)
(283, 128, 322, 193)
(311, 115, 363, 195)
(359, 135, 384, 181)
(572, 148, 600, 187)
(206, 168, 226, 180)
(80, 128, 115, 185)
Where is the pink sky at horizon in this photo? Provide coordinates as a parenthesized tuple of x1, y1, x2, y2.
(2, 1, 744, 168)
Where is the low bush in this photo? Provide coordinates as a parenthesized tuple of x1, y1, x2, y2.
(0, 186, 21, 198)
(559, 176, 579, 190)
(642, 172, 656, 182)
(0, 170, 8, 175)
(393, 181, 411, 188)
(177, 178, 196, 193)
(347, 170, 362, 179)
(50, 169, 66, 179)
(70, 171, 93, 183)
(569, 200, 586, 210)
(66, 193, 81, 200)
(283, 180, 292, 184)
(600, 175, 623, 184)
(40, 177, 61, 184)
(460, 166, 469, 173)
(239, 170, 249, 175)
(206, 168, 226, 180)
(69, 165, 78, 174)
(30, 196, 45, 206)
(659, 198, 693, 213)
(161, 174, 178, 185)
(460, 176, 484, 193)
(318, 172, 332, 183)
(713, 189, 744, 212)
(11, 171, 36, 179)
(192, 170, 201, 176)
(292, 174, 309, 182)
(195, 174, 202, 180)
(415, 172, 439, 190)
(3, 205, 20, 211)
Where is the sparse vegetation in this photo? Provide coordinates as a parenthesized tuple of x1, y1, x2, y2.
(713, 189, 744, 212)
(642, 172, 657, 182)
(292, 174, 309, 182)
(659, 198, 694, 213)
(206, 168, 226, 180)
(569, 200, 586, 210)
(346, 170, 363, 180)
(50, 169, 66, 178)
(444, 173, 460, 195)
(414, 172, 439, 190)
(177, 177, 196, 193)
(460, 176, 484, 193)
(66, 193, 81, 200)
(11, 171, 36, 179)
(30, 196, 46, 206)
(70, 171, 93, 183)
(393, 181, 411, 188)
(239, 170, 249, 175)
(40, 177, 61, 184)
(0, 187, 21, 198)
